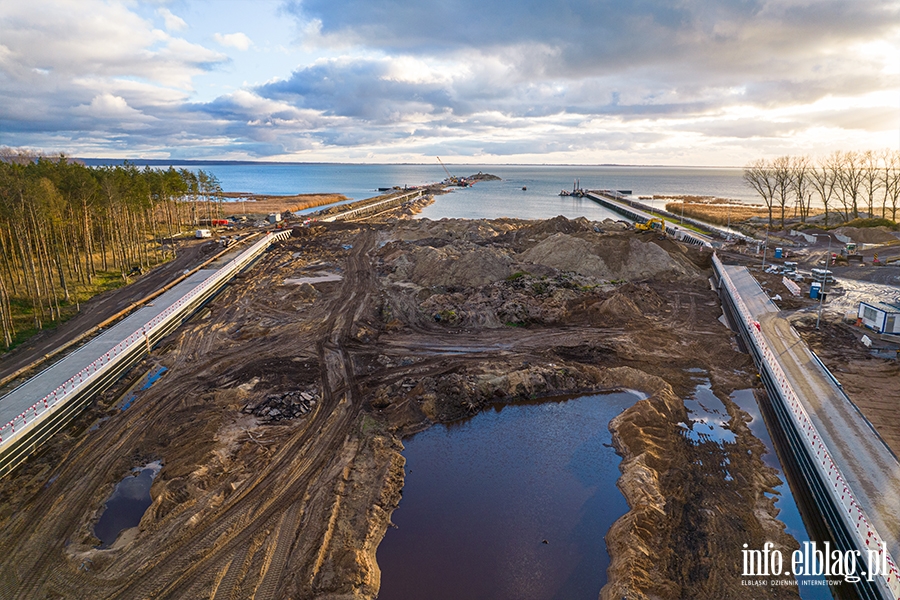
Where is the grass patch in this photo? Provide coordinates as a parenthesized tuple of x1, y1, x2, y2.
(837, 217, 899, 230)
(3, 265, 157, 353)
(360, 414, 381, 435)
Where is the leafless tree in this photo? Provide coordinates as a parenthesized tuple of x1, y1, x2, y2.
(882, 149, 900, 222)
(789, 155, 812, 222)
(834, 150, 863, 220)
(772, 156, 792, 228)
(810, 154, 838, 227)
(861, 150, 883, 218)
(743, 159, 777, 227)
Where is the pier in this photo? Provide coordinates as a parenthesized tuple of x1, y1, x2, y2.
(714, 255, 900, 600)
(0, 231, 291, 477)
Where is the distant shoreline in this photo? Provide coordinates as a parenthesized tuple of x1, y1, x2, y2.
(77, 158, 743, 169)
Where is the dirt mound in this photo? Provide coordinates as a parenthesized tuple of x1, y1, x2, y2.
(520, 233, 690, 281)
(595, 292, 645, 321)
(603, 381, 799, 600)
(835, 226, 899, 244)
(382, 241, 514, 288)
(516, 215, 594, 237)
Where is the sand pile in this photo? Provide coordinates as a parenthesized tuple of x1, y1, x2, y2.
(835, 226, 899, 244)
(520, 234, 687, 280)
(382, 241, 514, 288)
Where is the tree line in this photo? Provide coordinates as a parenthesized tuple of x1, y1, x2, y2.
(0, 149, 223, 350)
(743, 150, 900, 228)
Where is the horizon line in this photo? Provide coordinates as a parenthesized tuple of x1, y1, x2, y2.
(77, 158, 745, 169)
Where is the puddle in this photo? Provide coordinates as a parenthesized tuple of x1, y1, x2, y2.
(283, 273, 343, 285)
(118, 367, 167, 411)
(94, 461, 162, 549)
(679, 377, 831, 598)
(377, 391, 640, 600)
(728, 390, 832, 598)
(680, 381, 737, 445)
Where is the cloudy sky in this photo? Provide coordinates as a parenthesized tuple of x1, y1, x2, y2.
(1, 0, 898, 165)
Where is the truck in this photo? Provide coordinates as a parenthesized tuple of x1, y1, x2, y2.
(195, 229, 212, 239)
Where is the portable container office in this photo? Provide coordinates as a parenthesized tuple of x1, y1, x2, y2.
(858, 302, 900, 334)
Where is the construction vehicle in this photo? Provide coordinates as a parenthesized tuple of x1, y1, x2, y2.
(436, 157, 469, 187)
(635, 218, 666, 236)
(841, 242, 864, 263)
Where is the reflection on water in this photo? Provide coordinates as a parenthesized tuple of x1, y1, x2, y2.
(681, 382, 738, 445)
(118, 367, 167, 411)
(729, 389, 833, 599)
(94, 461, 162, 548)
(376, 392, 639, 600)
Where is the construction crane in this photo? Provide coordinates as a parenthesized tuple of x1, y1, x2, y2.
(437, 156, 453, 180)
(436, 157, 468, 187)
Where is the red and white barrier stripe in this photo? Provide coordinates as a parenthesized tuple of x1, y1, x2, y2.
(0, 232, 289, 450)
(713, 254, 900, 599)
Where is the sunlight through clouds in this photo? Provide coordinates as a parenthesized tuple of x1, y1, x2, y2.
(0, 0, 897, 162)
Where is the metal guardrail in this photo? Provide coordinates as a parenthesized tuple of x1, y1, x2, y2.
(584, 191, 714, 248)
(713, 253, 900, 599)
(0, 230, 291, 452)
(320, 190, 424, 222)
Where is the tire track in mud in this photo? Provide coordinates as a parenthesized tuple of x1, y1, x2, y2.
(0, 230, 380, 600)
(126, 232, 379, 600)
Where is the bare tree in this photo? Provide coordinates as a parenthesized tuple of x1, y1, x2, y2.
(883, 149, 900, 222)
(772, 155, 792, 228)
(810, 155, 838, 227)
(834, 150, 863, 220)
(861, 150, 883, 218)
(743, 159, 777, 227)
(790, 155, 812, 222)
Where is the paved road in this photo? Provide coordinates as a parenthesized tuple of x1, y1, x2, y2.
(0, 269, 218, 430)
(725, 264, 900, 563)
(0, 239, 221, 386)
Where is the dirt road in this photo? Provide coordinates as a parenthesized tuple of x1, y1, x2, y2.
(0, 216, 799, 599)
(0, 238, 225, 389)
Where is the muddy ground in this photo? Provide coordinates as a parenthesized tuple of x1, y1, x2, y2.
(792, 317, 900, 457)
(0, 213, 800, 599)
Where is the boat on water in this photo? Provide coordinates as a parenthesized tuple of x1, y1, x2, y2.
(560, 179, 585, 197)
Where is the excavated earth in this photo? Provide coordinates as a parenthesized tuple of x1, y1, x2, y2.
(0, 215, 799, 599)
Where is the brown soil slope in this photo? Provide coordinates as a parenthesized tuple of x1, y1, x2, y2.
(0, 215, 796, 599)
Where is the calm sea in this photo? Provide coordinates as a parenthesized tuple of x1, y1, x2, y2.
(143, 163, 756, 221)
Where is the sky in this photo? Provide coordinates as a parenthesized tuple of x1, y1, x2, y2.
(1, 0, 899, 165)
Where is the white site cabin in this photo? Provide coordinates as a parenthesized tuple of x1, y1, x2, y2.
(858, 301, 900, 334)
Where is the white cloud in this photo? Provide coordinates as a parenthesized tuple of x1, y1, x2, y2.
(214, 32, 253, 51)
(157, 8, 187, 32)
(75, 93, 148, 120)
(2, 0, 899, 163)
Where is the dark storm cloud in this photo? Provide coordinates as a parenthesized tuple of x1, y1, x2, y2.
(287, 0, 897, 80)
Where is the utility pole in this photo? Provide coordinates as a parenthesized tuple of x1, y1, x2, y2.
(813, 233, 832, 330)
(761, 226, 769, 269)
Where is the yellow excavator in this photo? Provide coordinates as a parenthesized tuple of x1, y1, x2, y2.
(635, 217, 666, 236)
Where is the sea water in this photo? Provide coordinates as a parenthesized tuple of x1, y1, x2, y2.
(101, 162, 758, 221)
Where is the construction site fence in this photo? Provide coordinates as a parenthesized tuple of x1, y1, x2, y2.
(712, 252, 900, 600)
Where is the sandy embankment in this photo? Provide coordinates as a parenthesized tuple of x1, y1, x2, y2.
(0, 214, 799, 600)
